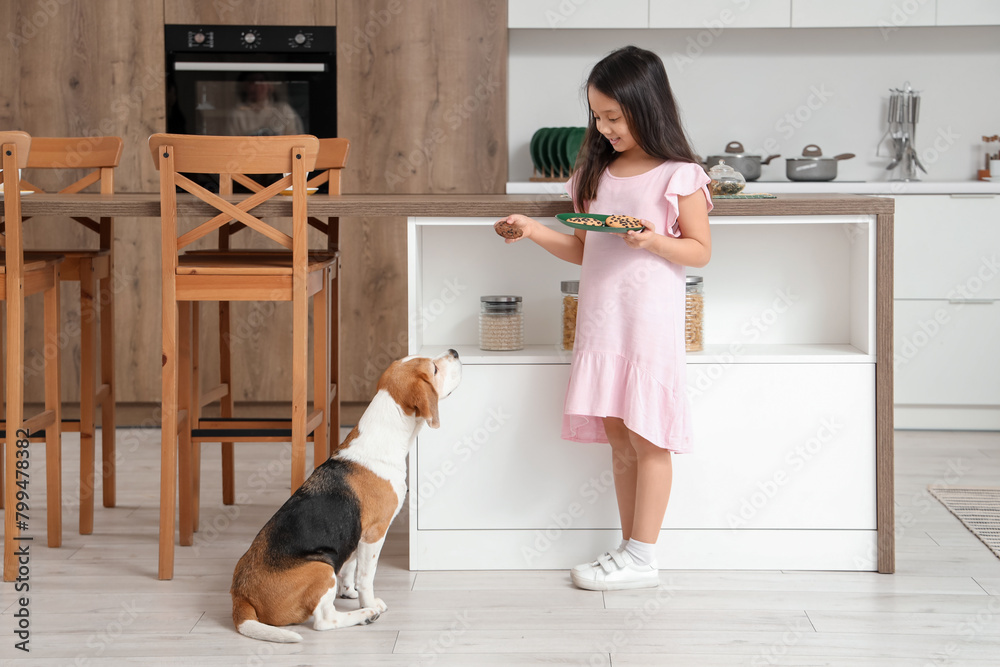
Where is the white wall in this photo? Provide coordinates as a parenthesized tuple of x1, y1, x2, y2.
(509, 26, 1000, 182)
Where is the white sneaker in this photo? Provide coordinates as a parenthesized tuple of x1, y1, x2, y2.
(570, 549, 659, 591)
(570, 545, 625, 575)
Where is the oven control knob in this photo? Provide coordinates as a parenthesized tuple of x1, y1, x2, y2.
(294, 32, 307, 45)
(242, 29, 260, 47)
(193, 32, 206, 44)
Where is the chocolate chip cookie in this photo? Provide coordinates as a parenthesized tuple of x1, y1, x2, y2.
(495, 221, 523, 239)
(605, 214, 644, 229)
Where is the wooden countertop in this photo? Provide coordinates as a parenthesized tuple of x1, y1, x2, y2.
(13, 192, 894, 218)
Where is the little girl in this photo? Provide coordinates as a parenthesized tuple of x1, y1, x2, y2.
(496, 46, 712, 590)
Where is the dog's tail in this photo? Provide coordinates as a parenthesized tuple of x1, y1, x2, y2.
(233, 596, 303, 643)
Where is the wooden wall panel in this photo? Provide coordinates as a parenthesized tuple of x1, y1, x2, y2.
(337, 0, 507, 401)
(164, 0, 336, 25)
(5, 0, 507, 411)
(8, 0, 166, 405)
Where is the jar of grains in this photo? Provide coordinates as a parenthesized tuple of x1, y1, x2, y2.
(479, 295, 524, 351)
(561, 281, 579, 350)
(685, 276, 704, 353)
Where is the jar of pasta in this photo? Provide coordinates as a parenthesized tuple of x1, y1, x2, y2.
(479, 296, 524, 351)
(685, 276, 704, 353)
(561, 281, 579, 350)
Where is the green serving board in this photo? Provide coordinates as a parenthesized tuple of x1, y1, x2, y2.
(556, 212, 640, 234)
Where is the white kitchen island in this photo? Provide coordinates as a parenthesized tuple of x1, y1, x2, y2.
(407, 194, 895, 573)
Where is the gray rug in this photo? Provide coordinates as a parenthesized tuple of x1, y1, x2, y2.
(928, 486, 1000, 559)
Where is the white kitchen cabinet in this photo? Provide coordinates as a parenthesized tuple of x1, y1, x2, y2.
(893, 194, 1000, 429)
(408, 208, 886, 571)
(650, 0, 791, 29)
(937, 0, 1000, 25)
(894, 195, 1000, 300)
(508, 0, 649, 29)
(791, 0, 936, 28)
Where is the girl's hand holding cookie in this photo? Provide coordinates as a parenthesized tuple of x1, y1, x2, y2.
(494, 214, 532, 243)
(623, 219, 656, 249)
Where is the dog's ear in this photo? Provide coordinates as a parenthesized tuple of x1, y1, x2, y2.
(412, 375, 440, 429)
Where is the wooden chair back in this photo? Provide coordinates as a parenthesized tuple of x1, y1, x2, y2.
(148, 133, 320, 268)
(1, 132, 31, 258)
(22, 136, 123, 193)
(16, 136, 123, 240)
(208, 137, 350, 246)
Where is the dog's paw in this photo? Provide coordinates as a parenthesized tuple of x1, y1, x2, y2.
(362, 606, 382, 625)
(372, 597, 388, 614)
(339, 585, 358, 599)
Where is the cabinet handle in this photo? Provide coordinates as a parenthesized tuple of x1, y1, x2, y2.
(948, 298, 995, 304)
(949, 194, 996, 199)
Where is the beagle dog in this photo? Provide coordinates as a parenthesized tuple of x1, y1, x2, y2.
(231, 350, 462, 643)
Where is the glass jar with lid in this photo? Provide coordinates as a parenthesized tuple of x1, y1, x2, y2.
(707, 159, 746, 196)
(560, 280, 579, 351)
(685, 276, 704, 353)
(479, 295, 524, 351)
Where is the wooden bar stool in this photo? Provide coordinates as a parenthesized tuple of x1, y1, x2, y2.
(4, 137, 122, 536)
(1, 131, 64, 581)
(149, 133, 334, 580)
(188, 138, 349, 523)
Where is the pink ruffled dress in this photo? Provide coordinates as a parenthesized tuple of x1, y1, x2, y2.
(562, 161, 713, 453)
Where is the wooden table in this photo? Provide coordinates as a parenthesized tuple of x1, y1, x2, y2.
(18, 191, 890, 218)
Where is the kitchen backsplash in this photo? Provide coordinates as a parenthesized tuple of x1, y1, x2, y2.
(509, 26, 1000, 182)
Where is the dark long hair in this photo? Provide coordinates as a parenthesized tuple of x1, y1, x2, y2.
(573, 46, 699, 213)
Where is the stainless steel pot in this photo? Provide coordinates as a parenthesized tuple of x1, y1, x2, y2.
(704, 141, 780, 182)
(785, 144, 855, 182)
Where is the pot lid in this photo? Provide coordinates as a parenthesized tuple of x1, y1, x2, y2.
(721, 140, 751, 157)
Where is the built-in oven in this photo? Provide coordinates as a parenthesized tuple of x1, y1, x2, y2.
(165, 24, 336, 139)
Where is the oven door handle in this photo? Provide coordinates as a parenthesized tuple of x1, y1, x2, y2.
(173, 62, 327, 72)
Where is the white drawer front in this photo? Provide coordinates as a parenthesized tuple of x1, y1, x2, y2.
(415, 363, 876, 531)
(894, 299, 1000, 405)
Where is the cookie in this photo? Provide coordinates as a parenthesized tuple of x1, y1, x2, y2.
(605, 214, 644, 229)
(495, 221, 523, 239)
(566, 216, 604, 227)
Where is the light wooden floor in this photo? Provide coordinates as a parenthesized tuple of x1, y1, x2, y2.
(2, 428, 999, 666)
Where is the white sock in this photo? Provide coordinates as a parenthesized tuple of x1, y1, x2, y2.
(625, 538, 657, 567)
(617, 539, 628, 553)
